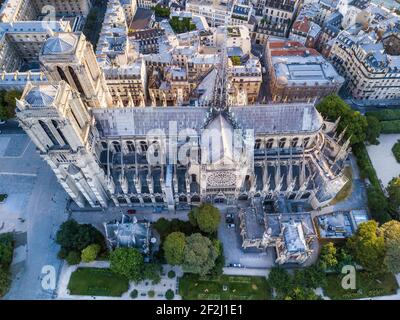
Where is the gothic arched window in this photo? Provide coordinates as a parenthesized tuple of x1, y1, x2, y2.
(266, 138, 274, 149)
(112, 141, 121, 152)
(68, 66, 85, 96)
(57, 66, 69, 84)
(39, 120, 59, 146)
(126, 141, 135, 152)
(51, 120, 68, 146)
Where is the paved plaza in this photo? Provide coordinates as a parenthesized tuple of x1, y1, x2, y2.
(367, 134, 400, 188)
(0, 133, 69, 300)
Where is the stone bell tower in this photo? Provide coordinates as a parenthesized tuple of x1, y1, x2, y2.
(16, 81, 110, 208)
(39, 32, 113, 109)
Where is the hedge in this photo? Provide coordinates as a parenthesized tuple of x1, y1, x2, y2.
(381, 120, 400, 134)
(366, 110, 400, 121)
(352, 143, 391, 223)
(392, 140, 400, 163)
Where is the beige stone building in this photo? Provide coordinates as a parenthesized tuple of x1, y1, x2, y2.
(228, 56, 262, 104)
(266, 40, 344, 103)
(329, 28, 400, 100)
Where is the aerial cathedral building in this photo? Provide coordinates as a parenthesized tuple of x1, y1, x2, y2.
(16, 32, 351, 211)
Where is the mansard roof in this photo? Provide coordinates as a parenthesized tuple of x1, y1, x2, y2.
(42, 33, 77, 55)
(93, 103, 322, 137)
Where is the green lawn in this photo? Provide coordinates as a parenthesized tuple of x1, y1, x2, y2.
(179, 274, 271, 300)
(67, 268, 129, 297)
(323, 272, 398, 300)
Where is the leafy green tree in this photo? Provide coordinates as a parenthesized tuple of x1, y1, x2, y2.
(110, 248, 144, 282)
(66, 251, 81, 265)
(56, 220, 106, 256)
(231, 56, 241, 65)
(209, 240, 224, 276)
(365, 116, 381, 144)
(387, 177, 400, 220)
(81, 244, 101, 263)
(143, 263, 163, 284)
(284, 287, 321, 300)
(316, 94, 367, 145)
(167, 270, 176, 278)
(0, 268, 11, 298)
(346, 221, 386, 274)
(336, 247, 354, 271)
(190, 204, 221, 234)
(319, 242, 338, 271)
(182, 233, 218, 275)
(163, 232, 186, 265)
(153, 4, 170, 17)
(188, 207, 199, 227)
(0, 233, 14, 268)
(380, 220, 400, 274)
(0, 90, 21, 120)
(148, 290, 155, 298)
(366, 186, 391, 223)
(293, 266, 326, 288)
(165, 289, 174, 300)
(268, 267, 293, 297)
(130, 289, 138, 299)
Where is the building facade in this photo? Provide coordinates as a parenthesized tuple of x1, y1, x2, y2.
(16, 32, 350, 213)
(266, 40, 344, 103)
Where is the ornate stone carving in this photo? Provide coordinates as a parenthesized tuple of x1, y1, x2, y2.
(207, 171, 236, 187)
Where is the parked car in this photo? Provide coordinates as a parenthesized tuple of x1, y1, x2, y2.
(227, 223, 235, 228)
(229, 263, 242, 268)
(226, 213, 234, 219)
(127, 209, 136, 214)
(225, 217, 234, 224)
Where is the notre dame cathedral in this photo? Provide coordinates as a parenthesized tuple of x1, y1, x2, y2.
(15, 32, 350, 212)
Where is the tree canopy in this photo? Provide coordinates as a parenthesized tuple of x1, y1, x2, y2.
(365, 116, 381, 145)
(346, 220, 386, 274)
(318, 242, 338, 271)
(316, 94, 367, 145)
(386, 177, 400, 220)
(81, 244, 101, 263)
(188, 204, 221, 234)
(267, 267, 292, 297)
(143, 263, 163, 285)
(380, 220, 400, 274)
(0, 90, 21, 120)
(182, 233, 218, 275)
(56, 220, 106, 256)
(110, 248, 144, 282)
(163, 232, 186, 265)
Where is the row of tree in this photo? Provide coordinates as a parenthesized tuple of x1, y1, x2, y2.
(319, 220, 400, 275)
(316, 94, 399, 222)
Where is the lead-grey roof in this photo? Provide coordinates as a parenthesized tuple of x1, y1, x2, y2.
(93, 104, 322, 137)
(42, 33, 77, 54)
(25, 85, 57, 107)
